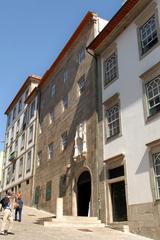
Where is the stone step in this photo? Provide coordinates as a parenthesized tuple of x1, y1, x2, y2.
(44, 221, 105, 228)
(44, 216, 105, 228)
(108, 222, 129, 233)
(52, 216, 101, 223)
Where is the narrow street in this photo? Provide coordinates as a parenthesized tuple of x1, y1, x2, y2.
(0, 206, 153, 240)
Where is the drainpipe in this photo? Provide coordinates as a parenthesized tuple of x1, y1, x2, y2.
(31, 88, 40, 207)
(86, 48, 102, 219)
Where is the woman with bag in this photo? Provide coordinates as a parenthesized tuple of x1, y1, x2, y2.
(14, 195, 23, 222)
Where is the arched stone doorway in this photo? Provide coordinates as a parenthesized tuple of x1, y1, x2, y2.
(77, 171, 91, 216)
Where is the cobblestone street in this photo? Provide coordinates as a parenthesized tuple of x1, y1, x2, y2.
(0, 207, 153, 240)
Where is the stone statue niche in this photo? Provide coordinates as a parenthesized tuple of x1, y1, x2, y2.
(73, 122, 87, 160)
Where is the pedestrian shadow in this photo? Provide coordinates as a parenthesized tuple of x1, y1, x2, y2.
(33, 216, 55, 225)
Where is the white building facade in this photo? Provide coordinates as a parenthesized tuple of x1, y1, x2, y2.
(2, 76, 40, 205)
(88, 0, 160, 239)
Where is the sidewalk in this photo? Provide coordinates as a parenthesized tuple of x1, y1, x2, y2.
(0, 206, 153, 240)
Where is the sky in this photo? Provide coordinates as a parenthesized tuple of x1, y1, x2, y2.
(0, 0, 123, 150)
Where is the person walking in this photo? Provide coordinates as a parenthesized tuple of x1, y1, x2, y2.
(0, 192, 14, 235)
(15, 196, 23, 222)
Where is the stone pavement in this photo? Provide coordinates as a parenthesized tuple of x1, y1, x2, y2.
(0, 206, 153, 240)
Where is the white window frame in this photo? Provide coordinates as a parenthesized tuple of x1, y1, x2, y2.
(28, 125, 33, 144)
(139, 14, 158, 56)
(11, 126, 14, 141)
(30, 101, 35, 119)
(104, 94, 121, 141)
(21, 133, 25, 150)
(7, 113, 11, 127)
(18, 157, 23, 178)
(18, 98, 22, 113)
(12, 106, 17, 121)
(103, 52, 118, 87)
(105, 103, 120, 139)
(26, 151, 31, 173)
(25, 89, 29, 100)
(145, 76, 160, 116)
(16, 119, 20, 134)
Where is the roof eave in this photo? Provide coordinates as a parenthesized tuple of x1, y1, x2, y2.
(39, 11, 97, 89)
(5, 76, 41, 115)
(87, 0, 152, 53)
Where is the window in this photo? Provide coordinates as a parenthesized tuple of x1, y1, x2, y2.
(49, 110, 55, 124)
(25, 89, 29, 100)
(28, 125, 33, 144)
(46, 181, 52, 201)
(7, 114, 11, 127)
(12, 106, 16, 121)
(104, 52, 118, 87)
(9, 144, 13, 154)
(11, 126, 14, 140)
(30, 101, 35, 119)
(62, 96, 68, 111)
(51, 84, 56, 97)
(109, 166, 124, 179)
(12, 163, 16, 181)
(18, 98, 22, 113)
(78, 48, 85, 64)
(152, 152, 160, 199)
(63, 70, 68, 83)
(61, 132, 68, 150)
(19, 157, 23, 178)
(26, 151, 31, 173)
(139, 15, 159, 55)
(48, 143, 54, 159)
(16, 119, 20, 135)
(6, 166, 11, 185)
(22, 110, 28, 130)
(78, 76, 86, 95)
(105, 103, 120, 139)
(26, 179, 29, 185)
(37, 151, 42, 167)
(145, 76, 160, 116)
(15, 139, 18, 152)
(21, 133, 25, 150)
(6, 131, 9, 143)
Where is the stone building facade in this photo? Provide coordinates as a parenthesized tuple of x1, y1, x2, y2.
(2, 76, 40, 205)
(88, 0, 160, 239)
(33, 12, 107, 217)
